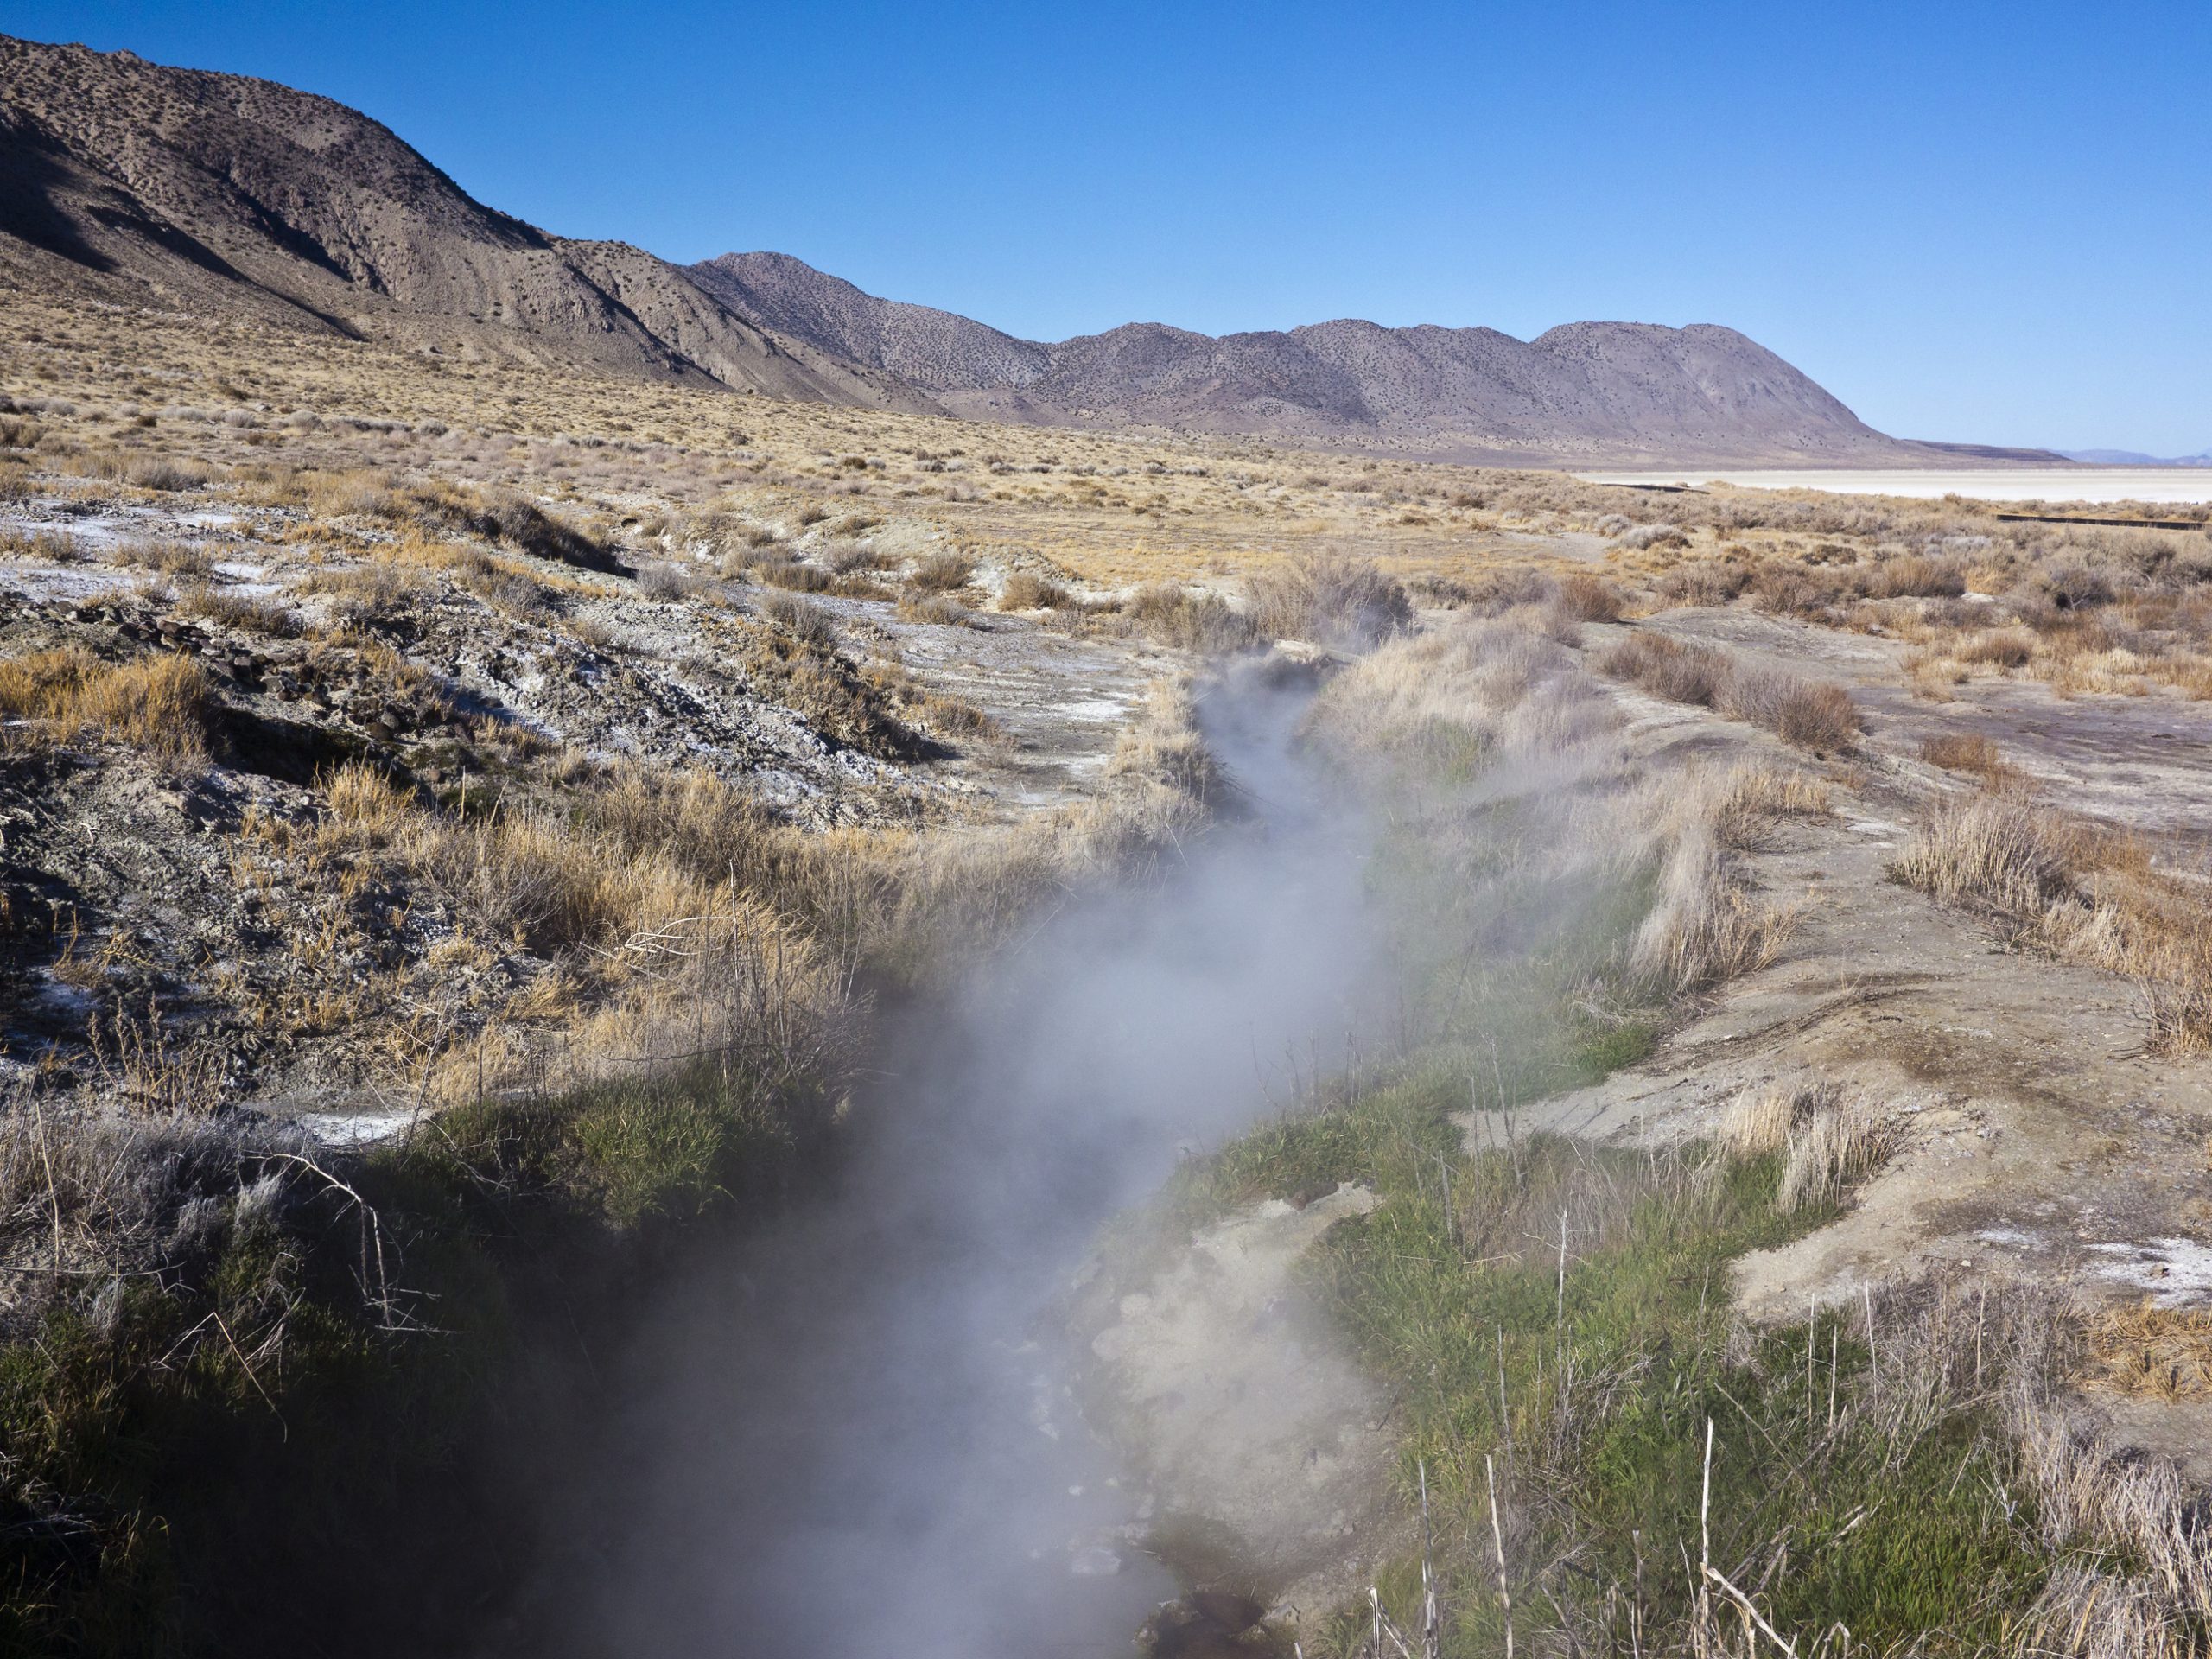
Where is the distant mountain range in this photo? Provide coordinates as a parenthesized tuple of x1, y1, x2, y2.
(687, 252, 1979, 467)
(0, 34, 2060, 469)
(2058, 449, 2212, 468)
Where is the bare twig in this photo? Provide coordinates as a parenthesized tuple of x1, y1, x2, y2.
(32, 1092, 64, 1281)
(1419, 1459, 1440, 1659)
(212, 1310, 286, 1440)
(1488, 1452, 1515, 1659)
(1707, 1564, 1800, 1656)
(265, 1151, 407, 1327)
(1699, 1418, 1714, 1648)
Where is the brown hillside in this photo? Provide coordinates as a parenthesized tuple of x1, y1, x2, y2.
(0, 35, 933, 410)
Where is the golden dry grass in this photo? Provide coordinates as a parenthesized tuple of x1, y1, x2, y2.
(1894, 791, 2212, 1052)
(996, 569, 1070, 611)
(1918, 730, 2022, 786)
(0, 645, 212, 758)
(1777, 1088, 1901, 1212)
(1596, 631, 1860, 752)
(245, 668, 1217, 1104)
(2085, 1300, 2212, 1400)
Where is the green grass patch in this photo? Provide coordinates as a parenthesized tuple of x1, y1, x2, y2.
(1191, 1115, 2067, 1656)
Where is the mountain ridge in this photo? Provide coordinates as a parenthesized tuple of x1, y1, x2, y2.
(1, 33, 2026, 467)
(0, 35, 934, 412)
(690, 251, 1951, 466)
(2059, 448, 2212, 468)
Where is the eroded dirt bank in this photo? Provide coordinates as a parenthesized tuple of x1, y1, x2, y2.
(477, 664, 1394, 1658)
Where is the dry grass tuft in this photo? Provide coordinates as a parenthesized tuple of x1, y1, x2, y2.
(1716, 1079, 1800, 1158)
(2085, 1301, 2212, 1399)
(1707, 761, 1834, 849)
(906, 550, 976, 593)
(322, 760, 416, 833)
(1598, 631, 1859, 750)
(997, 569, 1071, 611)
(760, 590, 836, 645)
(1864, 554, 1967, 599)
(1891, 794, 2071, 912)
(1128, 583, 1260, 652)
(1895, 792, 2212, 1052)
(1918, 730, 2020, 786)
(0, 647, 213, 759)
(177, 582, 302, 637)
(1723, 665, 1862, 751)
(1777, 1088, 1900, 1211)
(752, 556, 832, 594)
(1718, 1075, 1903, 1211)
(1631, 814, 1798, 991)
(895, 591, 972, 627)
(114, 538, 213, 577)
(119, 454, 218, 493)
(1598, 630, 1729, 706)
(1554, 570, 1625, 623)
(1245, 550, 1413, 649)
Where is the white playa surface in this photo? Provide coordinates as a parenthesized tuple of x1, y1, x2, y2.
(1575, 467, 2212, 505)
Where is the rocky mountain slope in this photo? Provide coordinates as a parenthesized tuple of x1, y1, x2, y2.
(0, 35, 930, 410)
(692, 251, 1940, 466)
(690, 250, 1052, 396)
(5, 32, 1974, 465)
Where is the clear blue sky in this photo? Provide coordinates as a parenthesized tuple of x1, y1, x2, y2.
(15, 2, 2210, 454)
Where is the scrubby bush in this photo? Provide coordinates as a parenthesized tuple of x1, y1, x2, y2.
(1656, 560, 1751, 607)
(124, 454, 217, 492)
(1724, 665, 1862, 751)
(753, 558, 832, 594)
(1244, 551, 1411, 649)
(1862, 555, 1967, 600)
(1956, 629, 2035, 668)
(907, 551, 976, 593)
(2044, 564, 2114, 610)
(827, 543, 889, 575)
(1128, 584, 1261, 652)
(760, 591, 836, 645)
(1598, 631, 1729, 707)
(997, 569, 1071, 611)
(897, 593, 971, 626)
(1599, 632, 1859, 750)
(1746, 563, 1844, 616)
(1555, 571, 1625, 623)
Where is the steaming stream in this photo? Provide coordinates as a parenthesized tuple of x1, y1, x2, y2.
(499, 668, 1383, 1656)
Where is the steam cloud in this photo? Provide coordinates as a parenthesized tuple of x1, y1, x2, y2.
(495, 665, 1385, 1657)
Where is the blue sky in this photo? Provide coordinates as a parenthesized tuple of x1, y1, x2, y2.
(15, 2, 2210, 453)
